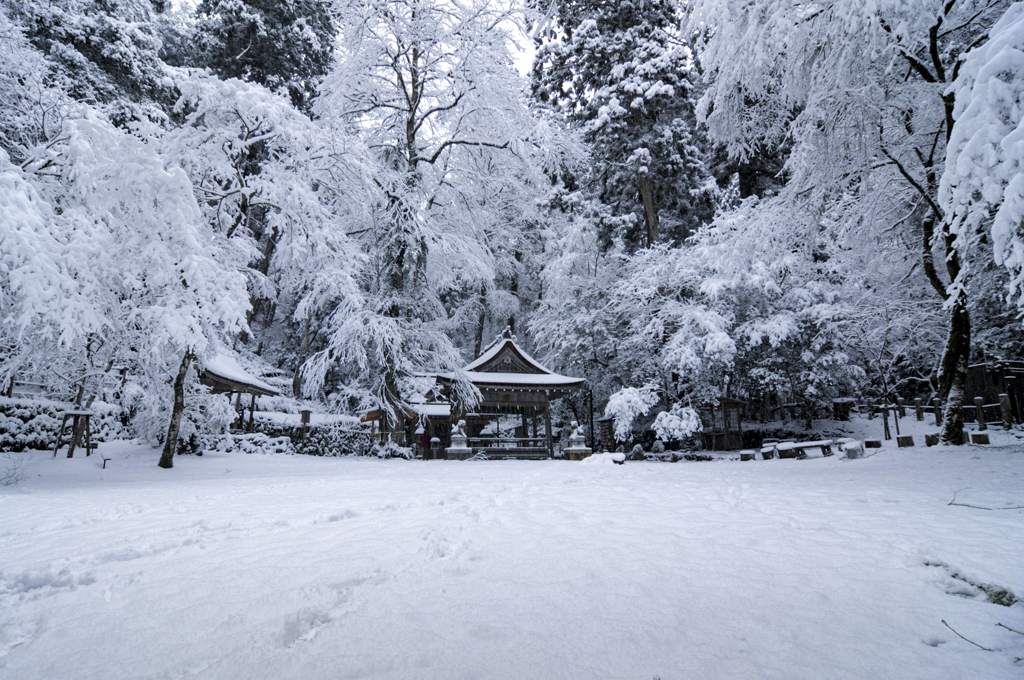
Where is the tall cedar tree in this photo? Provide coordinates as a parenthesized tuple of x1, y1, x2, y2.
(192, 0, 335, 110)
(532, 0, 715, 249)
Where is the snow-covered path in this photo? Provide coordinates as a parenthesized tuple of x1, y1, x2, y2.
(1, 445, 1022, 679)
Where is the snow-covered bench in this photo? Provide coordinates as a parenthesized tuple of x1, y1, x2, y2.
(771, 440, 834, 459)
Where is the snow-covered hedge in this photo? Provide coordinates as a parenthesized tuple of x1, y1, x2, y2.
(250, 420, 374, 457)
(0, 397, 126, 452)
(203, 433, 295, 456)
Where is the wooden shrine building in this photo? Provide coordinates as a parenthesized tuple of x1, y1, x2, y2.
(435, 328, 586, 458)
(199, 351, 279, 432)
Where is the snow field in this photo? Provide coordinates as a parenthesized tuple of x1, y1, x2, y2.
(1, 442, 1023, 679)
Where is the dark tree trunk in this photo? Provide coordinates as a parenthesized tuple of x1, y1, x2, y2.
(159, 352, 194, 469)
(474, 284, 487, 358)
(939, 293, 970, 444)
(639, 174, 659, 247)
(292, 313, 311, 398)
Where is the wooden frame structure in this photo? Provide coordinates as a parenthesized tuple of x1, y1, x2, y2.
(436, 329, 585, 458)
(199, 352, 279, 432)
(701, 398, 746, 451)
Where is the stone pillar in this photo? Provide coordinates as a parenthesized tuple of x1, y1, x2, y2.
(914, 398, 923, 421)
(999, 393, 1013, 429)
(897, 397, 906, 418)
(975, 397, 987, 431)
(933, 398, 942, 427)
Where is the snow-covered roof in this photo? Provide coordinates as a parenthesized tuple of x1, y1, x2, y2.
(202, 351, 279, 396)
(457, 371, 585, 387)
(412, 403, 451, 418)
(438, 328, 585, 392)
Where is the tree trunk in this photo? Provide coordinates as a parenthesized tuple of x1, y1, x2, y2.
(938, 294, 970, 444)
(159, 352, 194, 469)
(292, 313, 311, 398)
(474, 284, 487, 358)
(639, 174, 659, 247)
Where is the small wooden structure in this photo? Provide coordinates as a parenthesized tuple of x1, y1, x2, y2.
(435, 329, 586, 458)
(53, 409, 94, 458)
(701, 398, 745, 451)
(360, 399, 452, 454)
(199, 352, 279, 432)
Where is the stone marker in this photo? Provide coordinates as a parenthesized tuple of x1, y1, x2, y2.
(740, 450, 755, 461)
(933, 398, 942, 427)
(865, 438, 882, 448)
(970, 431, 990, 445)
(924, 433, 939, 447)
(896, 435, 914, 448)
(914, 398, 923, 421)
(1000, 394, 1013, 430)
(842, 441, 864, 459)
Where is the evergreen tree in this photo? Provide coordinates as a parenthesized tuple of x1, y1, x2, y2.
(191, 0, 335, 110)
(532, 0, 715, 248)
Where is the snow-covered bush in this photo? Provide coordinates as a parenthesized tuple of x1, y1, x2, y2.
(0, 397, 126, 451)
(652, 404, 703, 444)
(374, 441, 413, 460)
(604, 385, 659, 442)
(205, 433, 295, 456)
(251, 419, 373, 457)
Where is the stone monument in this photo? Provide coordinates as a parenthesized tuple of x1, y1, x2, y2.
(564, 421, 593, 461)
(446, 419, 472, 460)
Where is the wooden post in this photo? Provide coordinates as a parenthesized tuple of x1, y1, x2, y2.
(999, 393, 1013, 429)
(974, 397, 987, 431)
(544, 402, 553, 458)
(933, 398, 942, 427)
(914, 398, 923, 421)
(248, 393, 256, 432)
(882, 405, 891, 440)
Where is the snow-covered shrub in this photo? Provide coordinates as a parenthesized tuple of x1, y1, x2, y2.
(604, 385, 659, 442)
(205, 433, 295, 455)
(251, 419, 374, 457)
(374, 441, 412, 460)
(652, 404, 703, 444)
(0, 397, 126, 451)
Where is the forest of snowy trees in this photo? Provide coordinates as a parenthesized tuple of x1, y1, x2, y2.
(2, 0, 1023, 462)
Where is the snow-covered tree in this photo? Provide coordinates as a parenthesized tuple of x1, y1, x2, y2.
(604, 384, 659, 441)
(688, 0, 1011, 443)
(191, 0, 336, 110)
(532, 0, 716, 248)
(313, 0, 555, 423)
(941, 3, 1024, 316)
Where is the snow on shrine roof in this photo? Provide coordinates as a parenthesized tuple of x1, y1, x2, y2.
(203, 351, 279, 396)
(465, 336, 552, 374)
(457, 371, 585, 388)
(412, 402, 451, 417)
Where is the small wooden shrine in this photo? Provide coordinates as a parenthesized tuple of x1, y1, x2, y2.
(435, 328, 586, 458)
(700, 398, 745, 451)
(199, 351, 279, 432)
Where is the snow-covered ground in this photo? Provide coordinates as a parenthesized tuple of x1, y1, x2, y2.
(2, 441, 1023, 679)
